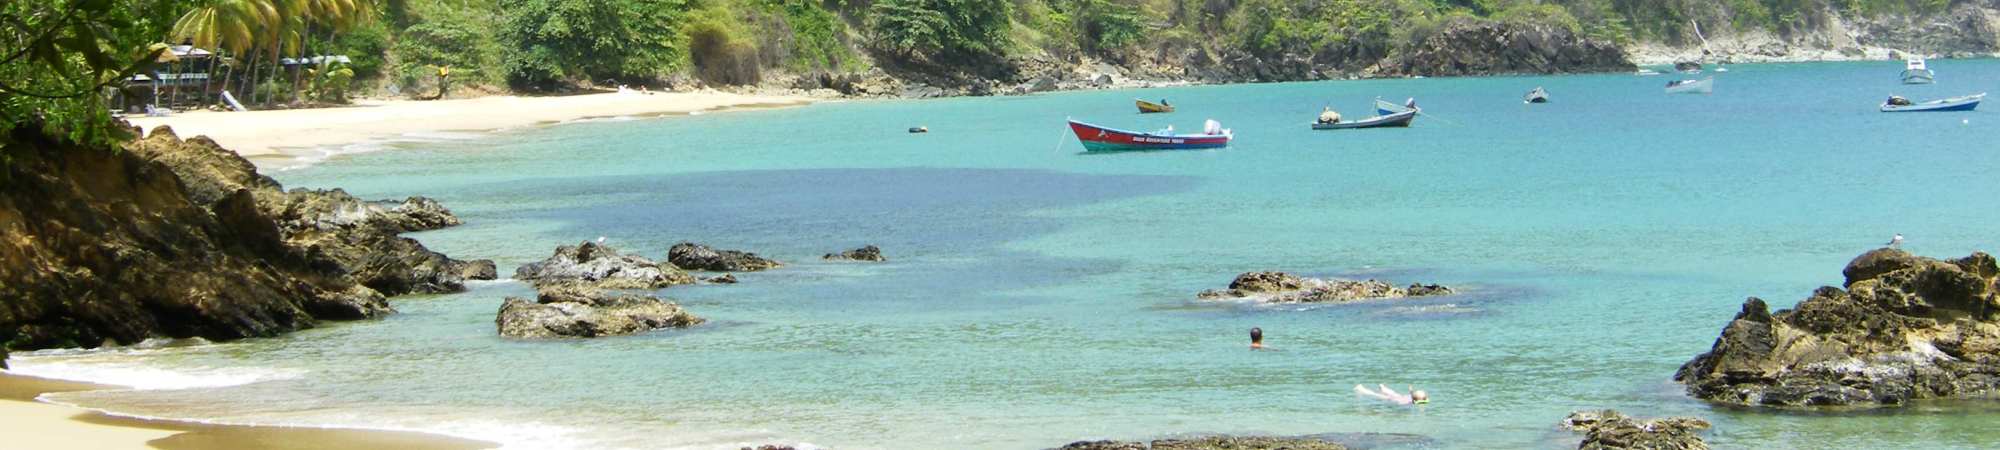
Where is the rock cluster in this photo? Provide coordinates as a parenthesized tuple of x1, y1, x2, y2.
(1197, 272, 1454, 303)
(1675, 248, 2000, 408)
(823, 245, 887, 262)
(668, 242, 782, 272)
(514, 242, 695, 289)
(0, 125, 485, 350)
(1559, 410, 1710, 450)
(496, 284, 703, 338)
(1056, 436, 1347, 450)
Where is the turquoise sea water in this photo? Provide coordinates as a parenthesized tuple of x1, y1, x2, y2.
(14, 60, 2000, 449)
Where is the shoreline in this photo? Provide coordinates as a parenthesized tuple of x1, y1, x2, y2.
(0, 371, 497, 450)
(124, 90, 813, 169)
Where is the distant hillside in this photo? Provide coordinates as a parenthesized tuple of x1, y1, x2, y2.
(355, 0, 2000, 96)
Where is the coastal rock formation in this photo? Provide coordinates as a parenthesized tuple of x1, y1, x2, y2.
(1056, 436, 1348, 450)
(704, 274, 738, 284)
(1382, 19, 1635, 77)
(823, 245, 887, 262)
(514, 242, 695, 289)
(1560, 410, 1710, 450)
(496, 284, 703, 338)
(1674, 248, 2000, 408)
(667, 242, 782, 272)
(128, 128, 480, 297)
(457, 259, 498, 280)
(1197, 272, 1454, 303)
(0, 125, 460, 350)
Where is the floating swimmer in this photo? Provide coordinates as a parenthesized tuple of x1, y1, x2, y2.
(1355, 384, 1428, 405)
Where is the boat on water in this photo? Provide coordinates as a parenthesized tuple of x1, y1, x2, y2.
(1312, 109, 1415, 130)
(1901, 58, 1935, 84)
(1881, 93, 1983, 112)
(1136, 99, 1174, 113)
(1524, 87, 1549, 104)
(1665, 77, 1714, 94)
(1314, 98, 1419, 130)
(1069, 119, 1230, 151)
(1636, 69, 1661, 76)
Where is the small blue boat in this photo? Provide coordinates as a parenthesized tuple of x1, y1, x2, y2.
(1881, 93, 1983, 112)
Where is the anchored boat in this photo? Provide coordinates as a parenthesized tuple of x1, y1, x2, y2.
(1315, 98, 1419, 130)
(1665, 77, 1713, 94)
(1136, 99, 1174, 113)
(1881, 93, 1983, 112)
(1524, 87, 1549, 104)
(1901, 58, 1935, 84)
(1311, 110, 1416, 130)
(1069, 119, 1230, 152)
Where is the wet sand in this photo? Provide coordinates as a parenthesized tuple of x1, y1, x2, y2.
(0, 372, 495, 450)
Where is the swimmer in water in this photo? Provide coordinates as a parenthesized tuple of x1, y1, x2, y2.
(1250, 327, 1267, 350)
(1355, 384, 1429, 405)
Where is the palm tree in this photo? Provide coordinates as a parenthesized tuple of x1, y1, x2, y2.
(172, 0, 277, 107)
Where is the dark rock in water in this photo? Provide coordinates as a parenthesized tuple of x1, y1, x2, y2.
(1561, 410, 1710, 450)
(823, 245, 887, 262)
(1227, 271, 1306, 293)
(1056, 436, 1348, 450)
(1198, 271, 1453, 304)
(456, 259, 498, 280)
(1674, 61, 1704, 72)
(1405, 283, 1455, 296)
(705, 274, 738, 284)
(1381, 19, 1635, 77)
(0, 124, 483, 350)
(496, 284, 703, 338)
(1675, 250, 2000, 408)
(515, 242, 694, 289)
(668, 242, 782, 272)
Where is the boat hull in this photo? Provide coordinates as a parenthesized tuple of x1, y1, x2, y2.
(1136, 100, 1174, 113)
(1902, 69, 1935, 84)
(1881, 94, 1983, 112)
(1070, 120, 1229, 151)
(1665, 78, 1714, 94)
(1311, 110, 1416, 130)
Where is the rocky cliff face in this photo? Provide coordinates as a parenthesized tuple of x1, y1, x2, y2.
(1675, 248, 2000, 408)
(0, 125, 484, 351)
(1381, 20, 1636, 77)
(1631, 2, 2000, 64)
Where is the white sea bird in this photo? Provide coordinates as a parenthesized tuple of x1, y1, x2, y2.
(597, 236, 606, 244)
(1886, 234, 1904, 248)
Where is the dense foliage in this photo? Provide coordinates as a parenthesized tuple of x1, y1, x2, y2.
(1, 0, 176, 146)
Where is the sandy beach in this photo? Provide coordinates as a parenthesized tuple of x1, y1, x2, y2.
(0, 372, 495, 450)
(124, 90, 811, 166)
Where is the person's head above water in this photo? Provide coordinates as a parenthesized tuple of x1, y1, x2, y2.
(1249, 327, 1264, 348)
(1411, 390, 1429, 404)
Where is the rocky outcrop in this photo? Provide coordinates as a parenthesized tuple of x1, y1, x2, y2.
(667, 242, 782, 272)
(1056, 436, 1347, 450)
(1560, 410, 1709, 450)
(0, 124, 464, 350)
(704, 274, 738, 284)
(1382, 19, 1635, 77)
(823, 245, 886, 262)
(1197, 272, 1454, 303)
(128, 128, 479, 297)
(496, 284, 703, 338)
(1674, 248, 2000, 408)
(514, 242, 695, 289)
(456, 259, 498, 280)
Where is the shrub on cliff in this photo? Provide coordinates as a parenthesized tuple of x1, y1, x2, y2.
(869, 0, 1012, 62)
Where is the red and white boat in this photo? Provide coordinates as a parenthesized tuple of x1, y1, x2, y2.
(1068, 119, 1231, 152)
